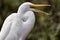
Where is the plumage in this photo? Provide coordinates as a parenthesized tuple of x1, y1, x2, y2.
(0, 2, 50, 40)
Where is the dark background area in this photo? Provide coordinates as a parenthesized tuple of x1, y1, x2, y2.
(0, 0, 60, 40)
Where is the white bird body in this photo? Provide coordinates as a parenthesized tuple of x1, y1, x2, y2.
(0, 2, 50, 40)
(0, 11, 35, 40)
(0, 13, 18, 40)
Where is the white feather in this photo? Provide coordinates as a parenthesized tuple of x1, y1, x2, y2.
(0, 2, 35, 40)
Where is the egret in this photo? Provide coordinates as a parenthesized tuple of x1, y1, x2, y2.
(0, 2, 50, 40)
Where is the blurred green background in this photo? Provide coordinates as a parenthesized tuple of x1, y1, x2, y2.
(0, 0, 60, 40)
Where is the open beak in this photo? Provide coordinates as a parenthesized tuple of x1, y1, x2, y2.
(31, 4, 51, 15)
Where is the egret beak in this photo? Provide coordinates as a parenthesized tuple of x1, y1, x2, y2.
(31, 4, 51, 15)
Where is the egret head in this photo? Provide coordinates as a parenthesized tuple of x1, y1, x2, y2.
(17, 2, 33, 13)
(17, 2, 50, 15)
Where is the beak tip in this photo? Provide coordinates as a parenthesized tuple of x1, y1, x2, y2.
(48, 5, 51, 6)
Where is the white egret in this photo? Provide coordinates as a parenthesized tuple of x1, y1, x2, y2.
(0, 2, 50, 40)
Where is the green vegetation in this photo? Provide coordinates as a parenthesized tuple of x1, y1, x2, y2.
(0, 0, 60, 40)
